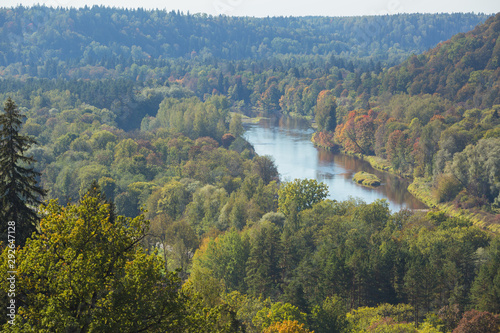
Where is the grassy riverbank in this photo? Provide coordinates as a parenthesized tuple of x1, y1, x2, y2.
(312, 133, 497, 232)
(361, 154, 498, 233)
(232, 112, 269, 124)
(363, 156, 396, 174)
(408, 177, 500, 233)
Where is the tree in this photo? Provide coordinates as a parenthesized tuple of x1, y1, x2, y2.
(0, 185, 185, 332)
(260, 84, 281, 111)
(263, 320, 313, 333)
(450, 138, 500, 205)
(335, 110, 376, 155)
(253, 302, 307, 332)
(278, 178, 328, 219)
(245, 221, 283, 299)
(315, 90, 337, 132)
(252, 155, 279, 185)
(0, 98, 46, 246)
(452, 310, 500, 333)
(156, 180, 191, 220)
(229, 113, 244, 137)
(471, 237, 500, 313)
(309, 296, 350, 333)
(190, 229, 250, 293)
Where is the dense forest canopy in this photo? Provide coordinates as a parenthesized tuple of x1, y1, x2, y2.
(0, 6, 500, 333)
(0, 6, 489, 76)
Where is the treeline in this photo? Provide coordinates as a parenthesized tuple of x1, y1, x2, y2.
(0, 6, 488, 75)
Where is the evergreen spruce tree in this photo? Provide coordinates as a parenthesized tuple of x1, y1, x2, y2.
(0, 97, 45, 246)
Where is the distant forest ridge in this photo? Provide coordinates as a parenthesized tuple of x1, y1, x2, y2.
(0, 6, 491, 75)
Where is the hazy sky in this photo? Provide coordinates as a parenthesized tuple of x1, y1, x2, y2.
(2, 0, 499, 17)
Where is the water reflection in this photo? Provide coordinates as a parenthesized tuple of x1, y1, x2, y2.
(245, 116, 427, 212)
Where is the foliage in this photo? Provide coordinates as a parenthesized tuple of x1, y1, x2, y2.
(450, 138, 500, 205)
(353, 171, 381, 187)
(471, 237, 500, 313)
(0, 97, 46, 246)
(1, 8, 500, 332)
(156, 96, 229, 141)
(433, 173, 463, 203)
(452, 310, 500, 333)
(0, 7, 487, 77)
(335, 110, 376, 155)
(253, 302, 307, 331)
(347, 303, 415, 332)
(0, 185, 185, 332)
(309, 296, 350, 333)
(263, 320, 313, 333)
(181, 284, 246, 333)
(278, 178, 328, 218)
(315, 90, 337, 132)
(190, 229, 250, 294)
(245, 221, 283, 299)
(384, 13, 500, 109)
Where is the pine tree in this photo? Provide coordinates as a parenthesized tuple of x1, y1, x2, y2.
(0, 97, 45, 246)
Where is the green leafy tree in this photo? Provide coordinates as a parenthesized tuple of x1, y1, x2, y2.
(0, 98, 46, 246)
(0, 185, 186, 332)
(191, 229, 250, 293)
(315, 90, 337, 132)
(245, 221, 283, 299)
(252, 155, 279, 185)
(309, 296, 350, 333)
(229, 113, 244, 137)
(471, 237, 500, 313)
(278, 178, 328, 219)
(451, 138, 500, 205)
(253, 302, 307, 331)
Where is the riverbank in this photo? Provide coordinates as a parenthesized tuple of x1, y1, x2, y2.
(408, 178, 500, 233)
(311, 131, 339, 151)
(352, 151, 498, 232)
(354, 150, 499, 233)
(309, 130, 500, 232)
(231, 112, 269, 124)
(245, 117, 424, 211)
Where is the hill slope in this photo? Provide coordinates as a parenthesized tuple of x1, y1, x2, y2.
(382, 13, 500, 108)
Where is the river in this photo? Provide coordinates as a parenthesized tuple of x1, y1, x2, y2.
(244, 116, 427, 212)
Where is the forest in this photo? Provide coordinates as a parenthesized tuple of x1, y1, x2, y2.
(0, 5, 499, 333)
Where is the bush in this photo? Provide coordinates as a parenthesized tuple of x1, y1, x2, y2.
(434, 174, 462, 203)
(453, 189, 489, 209)
(452, 310, 500, 333)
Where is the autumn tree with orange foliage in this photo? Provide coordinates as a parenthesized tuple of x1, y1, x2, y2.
(335, 110, 377, 155)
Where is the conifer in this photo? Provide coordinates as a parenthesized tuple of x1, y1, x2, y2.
(0, 97, 45, 246)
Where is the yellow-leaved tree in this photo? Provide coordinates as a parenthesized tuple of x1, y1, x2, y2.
(263, 320, 314, 333)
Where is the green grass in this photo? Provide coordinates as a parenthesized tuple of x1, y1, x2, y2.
(230, 112, 268, 124)
(408, 177, 500, 234)
(364, 156, 395, 174)
(313, 141, 499, 233)
(353, 171, 381, 187)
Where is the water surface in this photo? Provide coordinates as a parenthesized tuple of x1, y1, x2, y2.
(244, 116, 426, 212)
